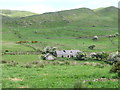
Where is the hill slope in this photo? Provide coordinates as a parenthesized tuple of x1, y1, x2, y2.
(7, 6, 117, 28)
(94, 6, 118, 17)
(1, 9, 37, 18)
(2, 6, 118, 52)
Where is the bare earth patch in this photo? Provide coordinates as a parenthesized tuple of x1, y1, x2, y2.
(9, 78, 23, 81)
(17, 86, 28, 88)
(83, 78, 118, 82)
(93, 78, 118, 82)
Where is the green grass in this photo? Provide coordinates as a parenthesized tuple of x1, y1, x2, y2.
(2, 41, 35, 52)
(1, 6, 119, 88)
(2, 54, 119, 88)
(2, 25, 118, 52)
(2, 55, 40, 63)
(2, 62, 118, 88)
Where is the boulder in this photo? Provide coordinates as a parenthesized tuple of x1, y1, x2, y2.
(44, 53, 55, 60)
(107, 51, 120, 64)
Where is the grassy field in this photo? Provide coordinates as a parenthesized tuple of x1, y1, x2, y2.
(2, 59, 119, 88)
(2, 25, 118, 52)
(1, 6, 119, 88)
(2, 54, 119, 88)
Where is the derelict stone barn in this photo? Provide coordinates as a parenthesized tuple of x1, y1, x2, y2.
(53, 50, 81, 58)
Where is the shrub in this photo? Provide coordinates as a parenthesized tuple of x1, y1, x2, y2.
(6, 61, 19, 67)
(7, 63, 16, 67)
(36, 63, 45, 68)
(12, 62, 19, 66)
(43, 46, 57, 54)
(7, 63, 13, 67)
(100, 52, 109, 61)
(25, 64, 32, 68)
(32, 61, 39, 64)
(5, 50, 9, 52)
(1, 60, 7, 64)
(52, 61, 59, 65)
(41, 55, 45, 60)
(64, 61, 70, 65)
(76, 52, 87, 60)
(110, 61, 120, 73)
(107, 51, 119, 64)
(91, 52, 109, 61)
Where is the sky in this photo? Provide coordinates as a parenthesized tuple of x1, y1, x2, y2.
(0, 0, 120, 13)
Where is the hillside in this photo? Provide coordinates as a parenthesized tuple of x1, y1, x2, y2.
(2, 6, 118, 52)
(94, 6, 118, 17)
(2, 6, 118, 27)
(1, 9, 37, 18)
(1, 6, 119, 88)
